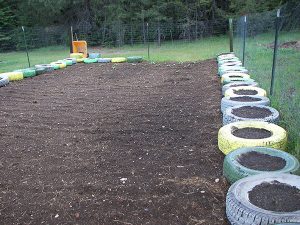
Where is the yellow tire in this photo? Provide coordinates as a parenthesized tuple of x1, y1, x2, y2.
(1, 72, 24, 81)
(111, 57, 127, 63)
(70, 53, 84, 59)
(76, 58, 84, 63)
(218, 121, 287, 155)
(50, 61, 66, 69)
(224, 86, 267, 97)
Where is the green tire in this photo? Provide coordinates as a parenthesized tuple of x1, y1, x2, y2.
(223, 147, 300, 184)
(14, 68, 36, 78)
(51, 64, 61, 70)
(33, 67, 46, 75)
(127, 56, 143, 63)
(84, 58, 98, 64)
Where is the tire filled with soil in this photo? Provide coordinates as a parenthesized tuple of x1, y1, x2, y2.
(248, 181, 300, 212)
(232, 106, 272, 119)
(233, 89, 258, 95)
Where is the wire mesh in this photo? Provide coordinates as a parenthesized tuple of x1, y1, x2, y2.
(233, 2, 300, 156)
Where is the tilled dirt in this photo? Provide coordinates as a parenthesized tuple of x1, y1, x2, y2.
(0, 60, 228, 225)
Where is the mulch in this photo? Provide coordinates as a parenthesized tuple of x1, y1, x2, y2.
(0, 60, 229, 225)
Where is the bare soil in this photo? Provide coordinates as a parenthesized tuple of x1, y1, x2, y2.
(232, 106, 272, 119)
(249, 181, 300, 212)
(230, 96, 261, 102)
(232, 127, 272, 139)
(0, 60, 228, 225)
(233, 89, 258, 95)
(237, 151, 286, 171)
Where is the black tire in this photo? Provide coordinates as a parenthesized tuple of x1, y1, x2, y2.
(0, 74, 9, 87)
(223, 147, 300, 184)
(226, 173, 300, 225)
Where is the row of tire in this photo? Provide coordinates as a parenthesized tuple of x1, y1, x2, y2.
(0, 53, 143, 87)
(216, 52, 300, 225)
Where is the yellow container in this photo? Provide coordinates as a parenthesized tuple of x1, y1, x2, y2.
(72, 41, 88, 58)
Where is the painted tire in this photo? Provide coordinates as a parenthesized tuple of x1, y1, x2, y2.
(84, 58, 98, 64)
(217, 53, 235, 60)
(221, 73, 250, 80)
(89, 53, 101, 59)
(111, 57, 127, 63)
(223, 147, 300, 184)
(0, 74, 9, 87)
(127, 56, 143, 63)
(226, 173, 300, 225)
(62, 59, 73, 66)
(218, 121, 287, 155)
(222, 77, 255, 85)
(76, 58, 84, 63)
(222, 82, 259, 95)
(34, 67, 46, 75)
(219, 68, 249, 76)
(223, 105, 280, 125)
(221, 96, 270, 113)
(64, 58, 77, 64)
(14, 68, 36, 78)
(70, 53, 83, 59)
(2, 72, 24, 81)
(225, 86, 267, 97)
(98, 58, 112, 63)
(218, 59, 241, 65)
(51, 61, 66, 69)
(35, 64, 55, 72)
(219, 61, 243, 67)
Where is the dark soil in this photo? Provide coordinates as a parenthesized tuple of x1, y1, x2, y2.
(229, 84, 250, 88)
(233, 89, 258, 95)
(237, 151, 286, 171)
(228, 75, 243, 78)
(0, 60, 228, 225)
(232, 106, 272, 119)
(249, 180, 300, 212)
(230, 96, 260, 102)
(232, 127, 272, 139)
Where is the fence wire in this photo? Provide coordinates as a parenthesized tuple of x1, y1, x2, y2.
(233, 1, 300, 156)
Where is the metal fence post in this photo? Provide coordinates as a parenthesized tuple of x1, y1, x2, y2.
(147, 23, 150, 60)
(229, 18, 233, 52)
(21, 26, 31, 68)
(270, 9, 281, 96)
(242, 15, 247, 66)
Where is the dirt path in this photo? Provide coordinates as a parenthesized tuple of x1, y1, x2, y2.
(0, 60, 228, 225)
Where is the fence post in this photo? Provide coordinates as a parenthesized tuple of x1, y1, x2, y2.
(229, 18, 233, 52)
(21, 26, 31, 68)
(242, 15, 247, 66)
(270, 9, 281, 96)
(147, 23, 150, 60)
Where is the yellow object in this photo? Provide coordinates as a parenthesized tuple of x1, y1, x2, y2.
(224, 86, 267, 97)
(70, 53, 84, 59)
(76, 58, 85, 63)
(72, 41, 88, 58)
(50, 61, 66, 69)
(218, 121, 287, 155)
(1, 72, 23, 81)
(111, 57, 127, 63)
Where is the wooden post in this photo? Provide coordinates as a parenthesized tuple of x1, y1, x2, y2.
(70, 26, 74, 53)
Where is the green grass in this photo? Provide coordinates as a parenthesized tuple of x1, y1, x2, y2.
(0, 35, 228, 73)
(234, 31, 300, 158)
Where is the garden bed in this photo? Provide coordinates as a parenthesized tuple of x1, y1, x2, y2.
(0, 60, 229, 224)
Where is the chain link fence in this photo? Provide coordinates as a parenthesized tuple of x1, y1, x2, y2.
(233, 1, 300, 156)
(0, 19, 227, 72)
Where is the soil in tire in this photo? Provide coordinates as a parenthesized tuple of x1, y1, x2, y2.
(232, 127, 272, 139)
(229, 96, 261, 102)
(233, 89, 258, 95)
(237, 151, 286, 171)
(248, 181, 300, 212)
(230, 84, 250, 88)
(232, 106, 272, 119)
